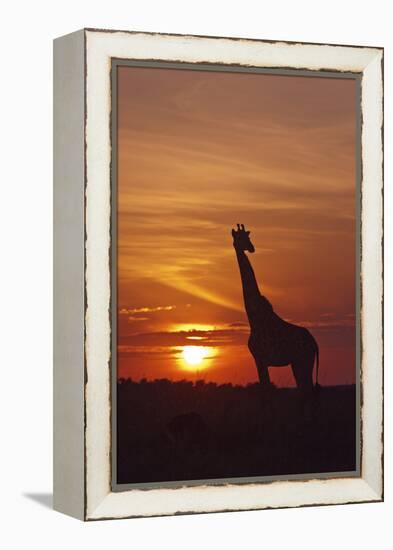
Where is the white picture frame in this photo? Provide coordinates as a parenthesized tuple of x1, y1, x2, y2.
(53, 28, 383, 521)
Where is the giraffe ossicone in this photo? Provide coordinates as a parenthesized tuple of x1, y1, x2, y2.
(232, 223, 255, 254)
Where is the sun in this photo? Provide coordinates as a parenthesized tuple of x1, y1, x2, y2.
(181, 346, 210, 367)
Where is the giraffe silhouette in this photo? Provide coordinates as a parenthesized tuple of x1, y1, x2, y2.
(232, 224, 320, 394)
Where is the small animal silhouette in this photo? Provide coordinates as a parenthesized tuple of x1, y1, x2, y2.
(232, 224, 320, 394)
(166, 412, 210, 450)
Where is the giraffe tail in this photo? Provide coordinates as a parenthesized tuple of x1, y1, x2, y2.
(314, 339, 321, 392)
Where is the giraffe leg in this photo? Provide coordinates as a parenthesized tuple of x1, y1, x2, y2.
(291, 359, 313, 392)
(292, 354, 317, 417)
(255, 360, 273, 387)
(253, 360, 274, 421)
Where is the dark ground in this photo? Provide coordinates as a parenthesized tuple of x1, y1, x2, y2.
(117, 379, 357, 485)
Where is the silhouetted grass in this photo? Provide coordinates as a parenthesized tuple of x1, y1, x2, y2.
(117, 379, 357, 484)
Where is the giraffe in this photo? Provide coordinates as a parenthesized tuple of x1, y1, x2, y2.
(232, 224, 320, 394)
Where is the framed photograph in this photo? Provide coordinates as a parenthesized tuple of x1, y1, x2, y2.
(53, 29, 383, 520)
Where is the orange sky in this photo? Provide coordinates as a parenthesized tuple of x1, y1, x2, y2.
(116, 65, 357, 386)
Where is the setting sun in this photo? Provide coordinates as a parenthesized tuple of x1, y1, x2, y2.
(182, 346, 211, 367)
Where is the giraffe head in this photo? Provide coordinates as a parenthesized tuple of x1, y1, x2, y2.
(232, 224, 255, 253)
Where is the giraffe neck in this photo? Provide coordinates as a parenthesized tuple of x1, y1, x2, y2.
(235, 249, 261, 323)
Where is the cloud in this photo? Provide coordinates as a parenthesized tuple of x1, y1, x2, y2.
(118, 346, 179, 359)
(284, 317, 356, 330)
(127, 316, 150, 322)
(118, 327, 249, 349)
(119, 305, 176, 314)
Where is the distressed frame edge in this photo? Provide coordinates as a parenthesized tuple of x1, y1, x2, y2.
(88, 480, 381, 521)
(83, 26, 384, 52)
(359, 48, 384, 500)
(53, 29, 86, 520)
(83, 30, 383, 521)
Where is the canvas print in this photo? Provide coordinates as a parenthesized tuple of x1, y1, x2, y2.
(114, 63, 359, 486)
